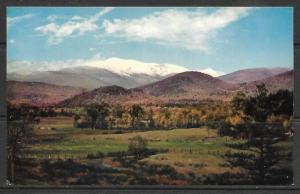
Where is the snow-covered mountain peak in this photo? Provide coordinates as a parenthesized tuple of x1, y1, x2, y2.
(85, 57, 189, 76)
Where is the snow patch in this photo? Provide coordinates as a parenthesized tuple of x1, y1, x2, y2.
(85, 57, 189, 76)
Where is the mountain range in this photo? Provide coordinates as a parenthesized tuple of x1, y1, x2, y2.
(7, 57, 188, 89)
(7, 66, 171, 90)
(7, 66, 293, 106)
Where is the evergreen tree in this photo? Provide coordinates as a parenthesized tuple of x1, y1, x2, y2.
(225, 84, 293, 184)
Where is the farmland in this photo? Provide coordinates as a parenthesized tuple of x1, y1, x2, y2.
(15, 116, 252, 185)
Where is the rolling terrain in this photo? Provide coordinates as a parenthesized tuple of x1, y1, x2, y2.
(59, 85, 155, 107)
(140, 71, 237, 102)
(7, 81, 84, 106)
(7, 68, 293, 106)
(219, 67, 290, 84)
(239, 70, 293, 94)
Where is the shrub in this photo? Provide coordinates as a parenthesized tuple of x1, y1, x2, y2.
(86, 151, 104, 159)
(128, 136, 147, 159)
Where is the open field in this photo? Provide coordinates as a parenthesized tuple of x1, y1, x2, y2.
(13, 114, 292, 186)
(16, 116, 256, 185)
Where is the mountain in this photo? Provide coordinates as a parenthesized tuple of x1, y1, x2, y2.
(7, 81, 84, 106)
(219, 67, 290, 84)
(7, 67, 172, 90)
(7, 57, 189, 90)
(8, 69, 293, 107)
(240, 70, 293, 94)
(141, 71, 236, 97)
(59, 85, 156, 107)
(60, 71, 293, 106)
(85, 57, 188, 76)
(60, 71, 237, 106)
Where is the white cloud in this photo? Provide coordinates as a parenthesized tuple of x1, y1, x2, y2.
(35, 7, 114, 45)
(71, 16, 84, 21)
(47, 15, 65, 22)
(9, 39, 15, 44)
(103, 8, 253, 51)
(7, 14, 34, 29)
(198, 68, 225, 77)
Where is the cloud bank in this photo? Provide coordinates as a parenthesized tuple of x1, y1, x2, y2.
(103, 8, 253, 51)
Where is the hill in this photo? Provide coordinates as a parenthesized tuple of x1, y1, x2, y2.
(59, 85, 157, 107)
(8, 69, 293, 107)
(219, 67, 290, 84)
(60, 71, 237, 106)
(7, 81, 84, 106)
(140, 71, 237, 101)
(239, 70, 293, 94)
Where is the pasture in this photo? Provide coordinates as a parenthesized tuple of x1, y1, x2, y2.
(16, 116, 291, 185)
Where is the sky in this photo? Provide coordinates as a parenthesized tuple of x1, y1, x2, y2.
(7, 7, 293, 76)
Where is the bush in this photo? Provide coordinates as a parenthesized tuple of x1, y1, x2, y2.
(128, 136, 148, 159)
(75, 119, 90, 128)
(86, 152, 104, 159)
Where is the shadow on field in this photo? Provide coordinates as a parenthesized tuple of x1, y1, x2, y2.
(15, 148, 194, 185)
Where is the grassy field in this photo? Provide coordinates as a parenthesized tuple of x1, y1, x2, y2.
(17, 116, 292, 185)
(23, 117, 243, 176)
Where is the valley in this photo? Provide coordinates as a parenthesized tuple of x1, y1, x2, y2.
(7, 67, 294, 185)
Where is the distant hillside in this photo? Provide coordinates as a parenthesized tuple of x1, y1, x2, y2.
(8, 69, 293, 107)
(59, 85, 157, 107)
(7, 81, 84, 106)
(219, 67, 290, 84)
(140, 71, 237, 101)
(59, 72, 235, 106)
(239, 70, 293, 94)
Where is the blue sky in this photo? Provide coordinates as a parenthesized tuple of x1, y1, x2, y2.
(7, 7, 293, 75)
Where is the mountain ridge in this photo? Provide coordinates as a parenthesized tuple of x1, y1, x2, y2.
(7, 68, 293, 107)
(7, 81, 84, 106)
(219, 67, 290, 84)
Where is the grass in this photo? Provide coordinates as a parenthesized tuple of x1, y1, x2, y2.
(23, 116, 248, 176)
(23, 116, 292, 178)
(29, 117, 233, 155)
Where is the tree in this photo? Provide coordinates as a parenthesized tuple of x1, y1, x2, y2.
(159, 108, 171, 129)
(112, 104, 124, 128)
(86, 103, 110, 129)
(244, 84, 270, 122)
(7, 103, 34, 184)
(225, 123, 290, 184)
(86, 104, 99, 129)
(128, 136, 148, 159)
(231, 91, 247, 115)
(146, 108, 155, 129)
(225, 84, 293, 184)
(129, 104, 144, 129)
(73, 114, 81, 128)
(107, 116, 115, 129)
(181, 109, 190, 128)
